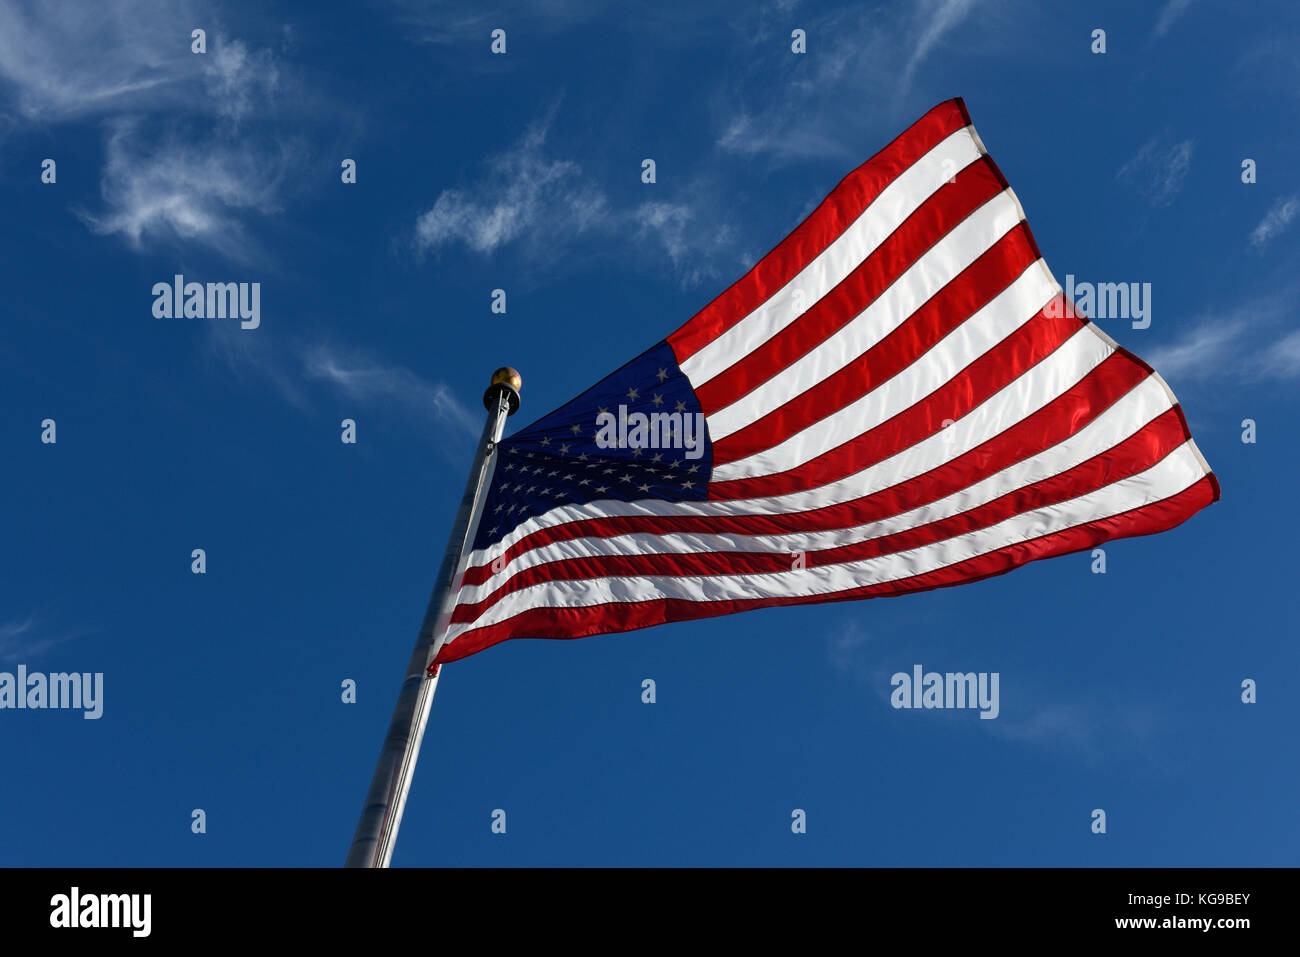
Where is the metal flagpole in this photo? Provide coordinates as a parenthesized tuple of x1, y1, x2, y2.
(345, 366, 521, 868)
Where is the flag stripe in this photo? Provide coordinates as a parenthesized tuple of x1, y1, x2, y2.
(711, 221, 1044, 465)
(672, 110, 978, 373)
(452, 441, 1204, 630)
(710, 256, 1060, 483)
(706, 186, 1027, 444)
(710, 303, 1099, 499)
(457, 358, 1162, 591)
(451, 407, 1190, 619)
(440, 453, 1215, 656)
(695, 157, 1009, 417)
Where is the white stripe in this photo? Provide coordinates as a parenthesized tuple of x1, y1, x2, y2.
(707, 188, 1025, 441)
(444, 442, 1207, 642)
(465, 324, 1114, 575)
(711, 253, 1054, 481)
(681, 127, 984, 387)
(452, 376, 1173, 604)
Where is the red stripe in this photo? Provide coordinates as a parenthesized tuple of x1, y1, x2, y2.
(665, 99, 972, 364)
(712, 222, 1041, 466)
(695, 159, 1006, 414)
(459, 352, 1151, 587)
(449, 410, 1189, 626)
(708, 298, 1081, 501)
(434, 475, 1218, 663)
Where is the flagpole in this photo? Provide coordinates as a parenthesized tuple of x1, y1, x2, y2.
(344, 367, 521, 868)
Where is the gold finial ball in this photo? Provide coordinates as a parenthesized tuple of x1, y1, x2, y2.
(490, 367, 522, 393)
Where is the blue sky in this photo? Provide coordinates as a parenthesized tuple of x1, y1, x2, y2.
(1, 0, 1297, 866)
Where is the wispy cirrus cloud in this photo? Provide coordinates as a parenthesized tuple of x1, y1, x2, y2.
(1117, 137, 1195, 207)
(1153, 0, 1195, 38)
(78, 119, 291, 259)
(301, 342, 481, 441)
(715, 0, 997, 165)
(414, 108, 741, 287)
(899, 0, 982, 95)
(0, 616, 86, 661)
(1249, 194, 1299, 249)
(0, 0, 296, 259)
(826, 620, 876, 682)
(390, 0, 611, 47)
(1142, 289, 1299, 385)
(415, 111, 609, 257)
(0, 0, 195, 120)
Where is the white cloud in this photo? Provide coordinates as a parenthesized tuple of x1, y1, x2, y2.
(1117, 138, 1195, 207)
(0, 2, 290, 257)
(0, 0, 196, 120)
(414, 109, 739, 287)
(302, 343, 481, 442)
(1144, 317, 1250, 383)
(1259, 327, 1300, 379)
(715, 0, 997, 165)
(634, 200, 736, 287)
(899, 0, 981, 95)
(78, 120, 288, 258)
(1141, 291, 1295, 385)
(0, 616, 85, 661)
(1153, 0, 1194, 38)
(826, 620, 874, 680)
(391, 0, 610, 47)
(1249, 194, 1299, 249)
(202, 36, 280, 124)
(415, 115, 609, 256)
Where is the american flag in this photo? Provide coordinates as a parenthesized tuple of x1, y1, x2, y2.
(432, 97, 1219, 665)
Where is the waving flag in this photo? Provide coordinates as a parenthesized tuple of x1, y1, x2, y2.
(433, 97, 1219, 665)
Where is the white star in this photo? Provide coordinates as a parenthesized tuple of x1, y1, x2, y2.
(651, 393, 664, 407)
(595, 485, 609, 493)
(579, 478, 591, 486)
(578, 452, 589, 462)
(620, 474, 633, 483)
(638, 483, 651, 492)
(559, 444, 570, 455)
(570, 423, 582, 435)
(681, 480, 694, 489)
(541, 436, 551, 446)
(651, 453, 663, 463)
(674, 401, 686, 412)
(627, 386, 639, 400)
(687, 464, 699, 474)
(656, 367, 668, 382)
(631, 446, 643, 457)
